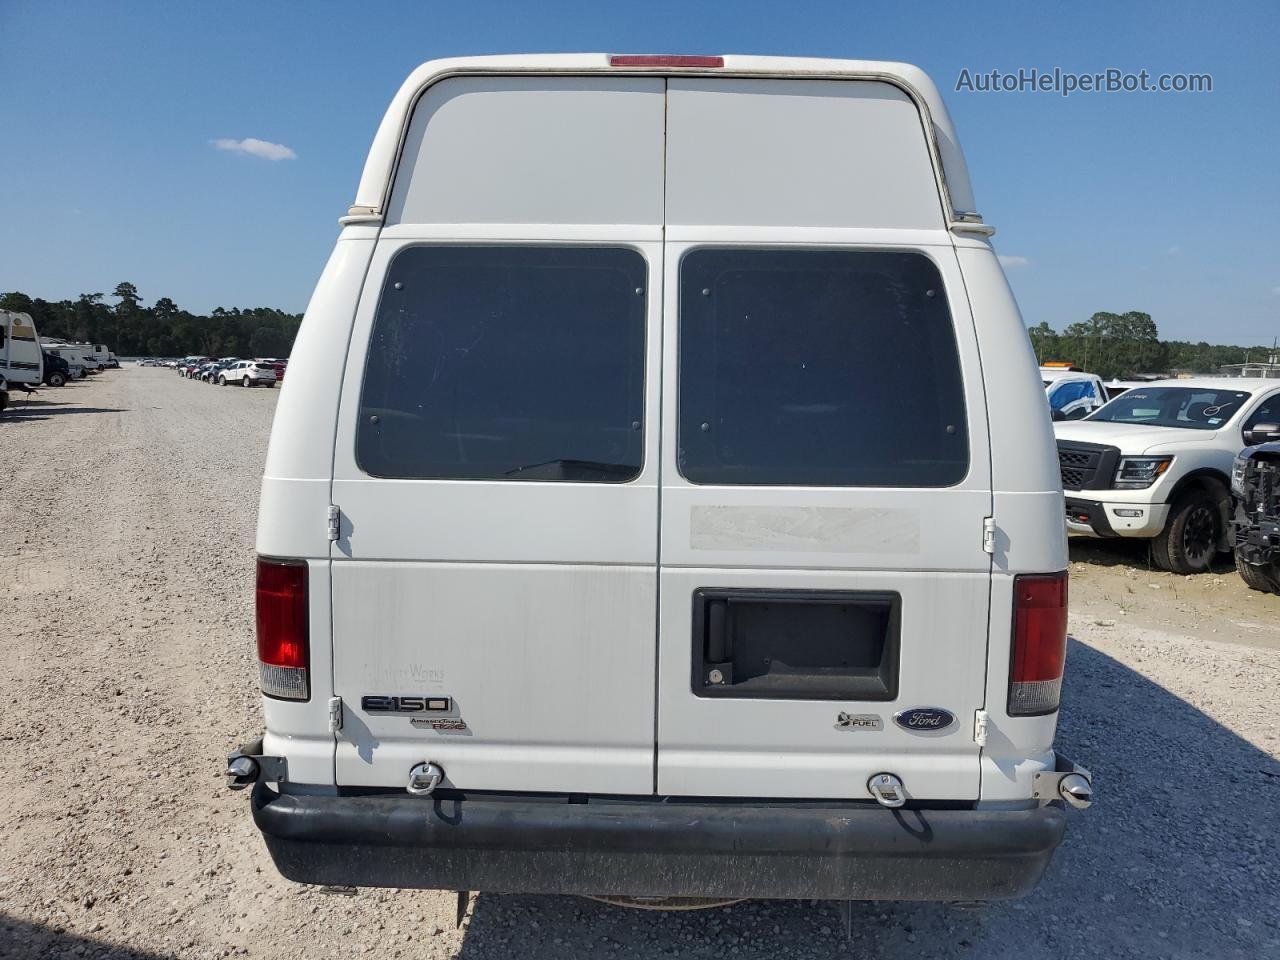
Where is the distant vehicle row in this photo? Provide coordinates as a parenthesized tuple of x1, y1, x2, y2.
(171, 355, 285, 387)
(3, 310, 119, 411)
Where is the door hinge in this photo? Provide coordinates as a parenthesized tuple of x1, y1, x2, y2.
(327, 504, 341, 542)
(974, 709, 989, 747)
(328, 696, 344, 733)
(982, 516, 996, 554)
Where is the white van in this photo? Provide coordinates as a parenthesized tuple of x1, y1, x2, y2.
(234, 54, 1090, 903)
(2, 310, 44, 410)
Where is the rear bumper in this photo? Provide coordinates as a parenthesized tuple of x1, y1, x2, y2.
(251, 783, 1068, 901)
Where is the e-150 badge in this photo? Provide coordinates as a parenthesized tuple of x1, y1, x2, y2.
(362, 695, 467, 732)
(362, 695, 452, 713)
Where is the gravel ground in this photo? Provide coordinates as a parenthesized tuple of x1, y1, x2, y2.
(1, 368, 1277, 960)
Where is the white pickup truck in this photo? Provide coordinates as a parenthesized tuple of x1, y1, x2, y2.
(1056, 377, 1280, 573)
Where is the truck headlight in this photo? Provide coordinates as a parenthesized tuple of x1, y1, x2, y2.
(1231, 456, 1248, 497)
(1113, 456, 1172, 489)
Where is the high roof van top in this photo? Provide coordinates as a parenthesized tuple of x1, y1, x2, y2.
(234, 54, 1091, 905)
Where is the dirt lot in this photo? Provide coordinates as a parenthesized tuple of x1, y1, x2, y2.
(1, 368, 1277, 960)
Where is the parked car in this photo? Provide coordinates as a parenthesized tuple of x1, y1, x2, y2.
(199, 361, 230, 382)
(1055, 378, 1280, 573)
(1230, 432, 1280, 593)
(1041, 365, 1107, 420)
(210, 357, 241, 381)
(42, 350, 71, 387)
(259, 358, 287, 383)
(218, 360, 278, 387)
(231, 54, 1091, 907)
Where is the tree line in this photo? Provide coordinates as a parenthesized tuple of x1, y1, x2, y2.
(0, 283, 302, 359)
(1027, 311, 1276, 380)
(1, 289, 1271, 378)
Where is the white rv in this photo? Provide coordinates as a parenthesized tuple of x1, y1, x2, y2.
(1, 310, 44, 411)
(231, 54, 1090, 904)
(40, 345, 87, 380)
(84, 343, 113, 369)
(40, 339, 94, 378)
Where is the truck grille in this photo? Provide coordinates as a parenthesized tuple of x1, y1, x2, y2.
(1056, 441, 1121, 492)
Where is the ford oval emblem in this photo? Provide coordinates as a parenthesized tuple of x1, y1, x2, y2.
(894, 707, 956, 732)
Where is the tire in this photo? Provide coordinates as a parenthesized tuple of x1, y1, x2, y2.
(1235, 553, 1280, 594)
(266, 381, 275, 389)
(1152, 491, 1221, 574)
(48, 372, 66, 387)
(243, 376, 252, 388)
(218, 376, 227, 386)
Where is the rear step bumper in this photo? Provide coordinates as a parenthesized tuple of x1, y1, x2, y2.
(251, 783, 1068, 901)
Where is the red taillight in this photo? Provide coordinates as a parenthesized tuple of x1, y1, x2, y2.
(609, 54, 724, 68)
(256, 558, 309, 701)
(1008, 572, 1068, 716)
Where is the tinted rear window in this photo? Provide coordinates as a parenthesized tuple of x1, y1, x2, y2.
(357, 246, 647, 481)
(678, 248, 968, 486)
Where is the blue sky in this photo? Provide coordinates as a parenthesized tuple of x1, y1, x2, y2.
(1, 0, 1277, 344)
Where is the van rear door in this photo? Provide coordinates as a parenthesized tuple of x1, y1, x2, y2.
(328, 77, 666, 794)
(326, 72, 992, 801)
(655, 79, 993, 800)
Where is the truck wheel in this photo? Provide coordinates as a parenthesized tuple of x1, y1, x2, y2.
(1152, 491, 1220, 574)
(1235, 553, 1280, 594)
(243, 376, 252, 387)
(48, 372, 66, 387)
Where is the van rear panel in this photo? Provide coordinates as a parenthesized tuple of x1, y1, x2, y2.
(303, 64, 1039, 805)
(330, 238, 665, 794)
(654, 239, 991, 799)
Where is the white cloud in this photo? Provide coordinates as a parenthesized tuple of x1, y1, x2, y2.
(998, 255, 1030, 269)
(211, 137, 297, 161)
